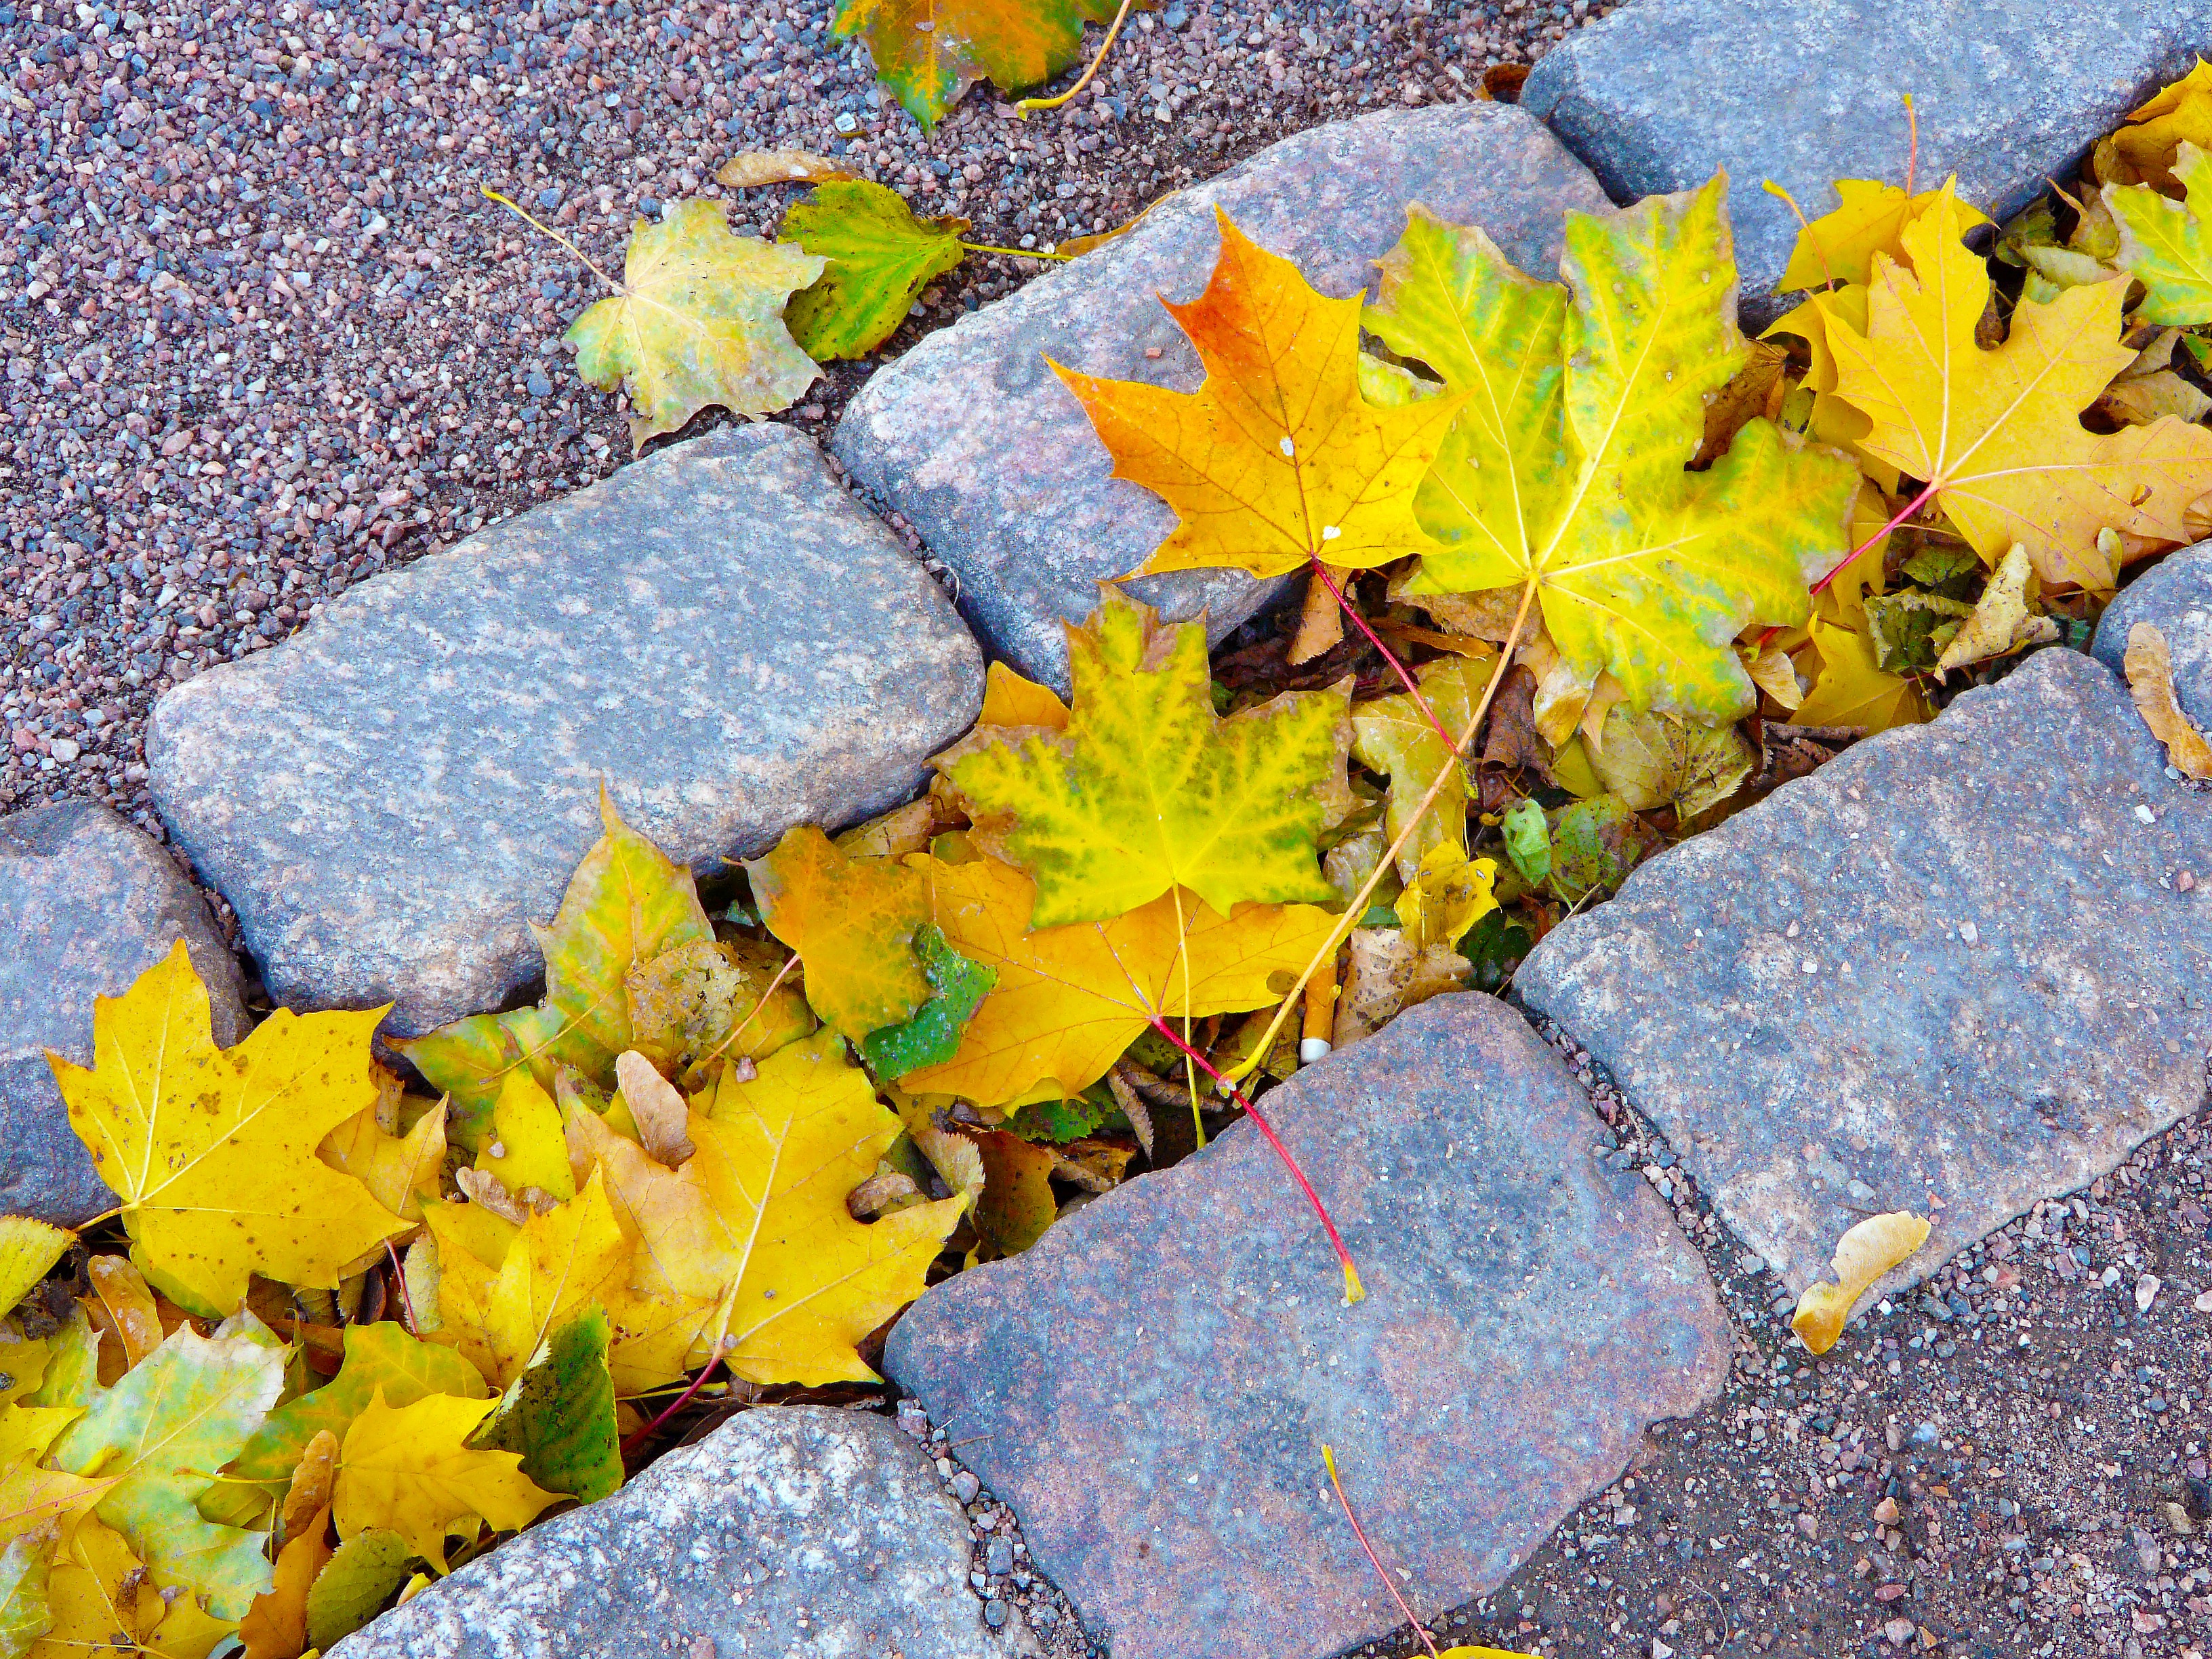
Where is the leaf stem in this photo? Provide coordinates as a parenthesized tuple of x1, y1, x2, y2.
(960, 241, 1073, 262)
(1230, 579, 1540, 1087)
(619, 1336, 734, 1456)
(1323, 1445, 1439, 1659)
(1015, 0, 1134, 117)
(386, 1239, 417, 1337)
(1307, 558, 1462, 758)
(1146, 1012, 1364, 1304)
(480, 186, 622, 293)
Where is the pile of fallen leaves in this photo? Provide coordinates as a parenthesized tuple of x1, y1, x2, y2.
(14, 62, 2212, 1659)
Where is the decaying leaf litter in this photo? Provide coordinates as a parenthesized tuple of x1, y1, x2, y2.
(12, 42, 2212, 1659)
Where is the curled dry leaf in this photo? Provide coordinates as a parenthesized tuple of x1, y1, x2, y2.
(2125, 620, 2212, 778)
(1933, 544, 2061, 675)
(83, 1255, 161, 1372)
(1393, 842, 1498, 954)
(1589, 706, 1756, 818)
(714, 150, 853, 188)
(1790, 1210, 1932, 1355)
(613, 1050, 695, 1168)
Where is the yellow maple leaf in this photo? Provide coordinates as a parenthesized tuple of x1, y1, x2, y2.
(423, 1171, 631, 1391)
(0, 1220, 71, 1322)
(318, 1099, 447, 1225)
(745, 825, 931, 1042)
(0, 1453, 110, 1548)
(1050, 209, 1464, 583)
(565, 199, 824, 450)
(567, 1031, 966, 1387)
(977, 661, 1069, 731)
(47, 943, 409, 1318)
(2095, 58, 2212, 190)
(237, 1504, 330, 1659)
(1792, 616, 1927, 733)
(333, 1390, 559, 1569)
(28, 1515, 232, 1659)
(947, 590, 1352, 928)
(1775, 176, 1990, 293)
(896, 853, 1338, 1110)
(1823, 184, 2212, 588)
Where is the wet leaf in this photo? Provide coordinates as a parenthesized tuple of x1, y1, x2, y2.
(1052, 212, 1463, 583)
(1791, 1212, 1931, 1354)
(333, 1389, 560, 1570)
(2125, 620, 2212, 779)
(83, 1256, 160, 1373)
(779, 180, 969, 359)
(47, 943, 407, 1319)
(567, 199, 823, 449)
(972, 1131, 1060, 1257)
(1367, 184, 1857, 718)
(950, 589, 1353, 927)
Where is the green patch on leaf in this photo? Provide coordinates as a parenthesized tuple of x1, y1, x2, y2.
(474, 1305, 623, 1505)
(861, 925, 998, 1082)
(1549, 796, 1647, 905)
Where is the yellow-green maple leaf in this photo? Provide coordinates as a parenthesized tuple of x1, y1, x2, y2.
(779, 180, 970, 360)
(1051, 211, 1464, 583)
(949, 590, 1352, 928)
(1364, 179, 1859, 719)
(567, 199, 824, 449)
(47, 1324, 285, 1620)
(830, 0, 1133, 129)
(2108, 142, 2212, 325)
(1824, 185, 2212, 588)
(567, 1031, 966, 1386)
(47, 943, 409, 1319)
(333, 1390, 558, 1570)
(401, 793, 718, 1144)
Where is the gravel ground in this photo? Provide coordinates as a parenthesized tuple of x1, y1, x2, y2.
(0, 0, 1599, 832)
(20, 5, 2210, 1658)
(1342, 1024, 2212, 1659)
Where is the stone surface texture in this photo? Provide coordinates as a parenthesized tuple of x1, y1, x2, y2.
(332, 1406, 1034, 1659)
(1, 801, 247, 1224)
(147, 426, 982, 1038)
(1519, 649, 2212, 1309)
(2094, 538, 2212, 730)
(884, 994, 1729, 1659)
(834, 104, 1610, 693)
(1521, 0, 2211, 325)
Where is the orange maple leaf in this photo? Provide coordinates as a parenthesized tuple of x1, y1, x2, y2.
(1049, 210, 1466, 582)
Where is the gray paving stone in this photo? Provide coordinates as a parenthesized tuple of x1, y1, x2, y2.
(0, 801, 247, 1225)
(1519, 649, 2212, 1317)
(1521, 0, 2211, 326)
(331, 1406, 1033, 1659)
(2094, 538, 2212, 730)
(884, 994, 1729, 1659)
(148, 426, 981, 1038)
(834, 104, 1609, 693)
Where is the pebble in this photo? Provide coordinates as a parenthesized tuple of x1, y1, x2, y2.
(1, 0, 1596, 831)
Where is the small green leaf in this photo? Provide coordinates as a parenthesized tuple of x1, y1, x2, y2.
(781, 181, 969, 360)
(861, 925, 998, 1082)
(1500, 798, 1552, 888)
(1459, 909, 1532, 994)
(475, 1305, 623, 1504)
(1008, 1086, 1111, 1145)
(305, 1528, 416, 1652)
(1549, 796, 1647, 904)
(2108, 143, 2212, 325)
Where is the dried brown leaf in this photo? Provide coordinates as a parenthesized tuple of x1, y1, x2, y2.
(714, 150, 854, 187)
(2125, 619, 2212, 777)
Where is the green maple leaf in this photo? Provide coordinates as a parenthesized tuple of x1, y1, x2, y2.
(1364, 177, 1859, 718)
(949, 590, 1352, 928)
(779, 181, 970, 361)
(48, 1324, 285, 1619)
(401, 793, 717, 1145)
(830, 0, 1132, 129)
(567, 199, 825, 449)
(2108, 141, 2212, 325)
(204, 1323, 487, 1529)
